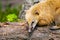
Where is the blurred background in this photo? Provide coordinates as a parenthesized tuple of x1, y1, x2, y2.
(0, 0, 24, 22)
(0, 0, 40, 22)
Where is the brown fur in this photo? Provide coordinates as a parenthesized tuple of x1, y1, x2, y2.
(25, 0, 60, 32)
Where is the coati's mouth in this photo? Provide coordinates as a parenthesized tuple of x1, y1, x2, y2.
(28, 20, 38, 32)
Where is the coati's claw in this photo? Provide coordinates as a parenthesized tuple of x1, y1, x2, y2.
(50, 26, 60, 30)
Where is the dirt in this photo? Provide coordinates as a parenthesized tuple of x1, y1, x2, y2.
(0, 22, 60, 40)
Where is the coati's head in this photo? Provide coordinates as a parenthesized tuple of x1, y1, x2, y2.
(25, 4, 40, 32)
(25, 2, 54, 32)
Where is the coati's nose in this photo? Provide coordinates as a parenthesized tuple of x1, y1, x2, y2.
(28, 20, 38, 32)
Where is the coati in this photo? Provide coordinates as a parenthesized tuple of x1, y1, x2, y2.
(25, 0, 60, 32)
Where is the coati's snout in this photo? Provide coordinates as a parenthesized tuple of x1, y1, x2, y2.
(28, 20, 38, 32)
(25, 9, 40, 32)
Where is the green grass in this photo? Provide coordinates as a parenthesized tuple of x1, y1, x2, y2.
(0, 3, 23, 22)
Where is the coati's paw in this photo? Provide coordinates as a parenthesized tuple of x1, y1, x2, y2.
(50, 26, 60, 30)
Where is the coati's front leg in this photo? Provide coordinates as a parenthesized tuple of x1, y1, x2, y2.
(50, 8, 60, 30)
(49, 21, 58, 30)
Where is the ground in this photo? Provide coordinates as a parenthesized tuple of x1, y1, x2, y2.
(0, 22, 60, 40)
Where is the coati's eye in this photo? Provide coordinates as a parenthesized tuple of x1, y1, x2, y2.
(35, 12, 39, 15)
